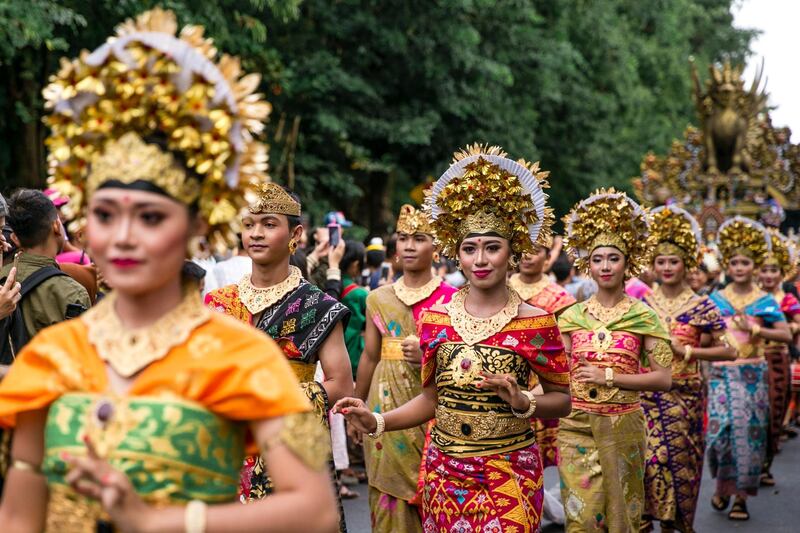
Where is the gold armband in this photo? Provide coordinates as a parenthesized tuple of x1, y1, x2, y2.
(647, 339, 673, 369)
(259, 411, 331, 472)
(11, 459, 42, 475)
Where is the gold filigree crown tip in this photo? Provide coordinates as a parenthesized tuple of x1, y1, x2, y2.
(249, 183, 301, 217)
(396, 204, 432, 235)
(88, 133, 199, 203)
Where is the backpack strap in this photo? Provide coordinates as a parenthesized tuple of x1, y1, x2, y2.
(18, 266, 68, 298)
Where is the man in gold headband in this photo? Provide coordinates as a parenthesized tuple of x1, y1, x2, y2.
(205, 183, 353, 530)
(353, 204, 456, 533)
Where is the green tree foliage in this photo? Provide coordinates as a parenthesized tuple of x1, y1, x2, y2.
(0, 0, 753, 232)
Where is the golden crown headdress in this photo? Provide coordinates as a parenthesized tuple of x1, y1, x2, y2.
(649, 205, 702, 268)
(396, 204, 432, 235)
(43, 8, 270, 253)
(717, 216, 770, 267)
(764, 228, 795, 277)
(424, 144, 554, 258)
(249, 183, 301, 217)
(563, 188, 654, 278)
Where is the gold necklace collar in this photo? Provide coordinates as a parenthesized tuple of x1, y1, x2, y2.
(508, 274, 551, 301)
(584, 295, 633, 325)
(446, 286, 521, 346)
(721, 284, 764, 313)
(649, 285, 695, 323)
(238, 265, 302, 315)
(84, 289, 211, 378)
(393, 276, 442, 306)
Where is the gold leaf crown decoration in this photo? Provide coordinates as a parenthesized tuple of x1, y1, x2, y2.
(717, 216, 770, 267)
(43, 8, 271, 253)
(649, 205, 703, 268)
(424, 143, 553, 259)
(396, 204, 433, 235)
(249, 183, 301, 217)
(563, 188, 654, 278)
(763, 228, 794, 276)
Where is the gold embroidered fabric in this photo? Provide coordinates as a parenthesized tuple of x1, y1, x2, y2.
(83, 289, 211, 378)
(261, 410, 330, 472)
(648, 339, 674, 368)
(720, 285, 765, 313)
(446, 287, 521, 346)
(393, 276, 442, 306)
(648, 286, 696, 323)
(584, 295, 634, 324)
(508, 274, 551, 302)
(237, 266, 302, 315)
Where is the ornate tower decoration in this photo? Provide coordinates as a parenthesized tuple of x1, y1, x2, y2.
(633, 59, 800, 238)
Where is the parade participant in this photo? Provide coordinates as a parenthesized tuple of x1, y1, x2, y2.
(353, 204, 455, 533)
(641, 206, 735, 533)
(203, 184, 352, 524)
(509, 246, 575, 468)
(757, 229, 800, 485)
(0, 8, 339, 532)
(558, 189, 672, 533)
(335, 145, 572, 532)
(707, 217, 791, 521)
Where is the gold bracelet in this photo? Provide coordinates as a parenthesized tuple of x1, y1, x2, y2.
(751, 324, 761, 337)
(604, 367, 614, 388)
(184, 500, 207, 533)
(368, 412, 385, 439)
(511, 390, 537, 418)
(11, 459, 41, 475)
(684, 344, 693, 361)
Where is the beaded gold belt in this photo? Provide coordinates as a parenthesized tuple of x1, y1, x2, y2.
(381, 338, 405, 361)
(434, 406, 530, 441)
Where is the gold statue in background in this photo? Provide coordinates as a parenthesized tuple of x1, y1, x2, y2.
(691, 59, 767, 175)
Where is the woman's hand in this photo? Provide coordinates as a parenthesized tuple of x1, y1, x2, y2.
(477, 372, 530, 411)
(670, 338, 687, 360)
(732, 313, 752, 333)
(64, 436, 152, 533)
(401, 335, 422, 365)
(332, 398, 377, 434)
(573, 357, 605, 386)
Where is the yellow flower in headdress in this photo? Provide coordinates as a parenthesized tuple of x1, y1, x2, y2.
(425, 144, 554, 258)
(716, 216, 770, 267)
(563, 188, 654, 278)
(42, 8, 271, 254)
(649, 205, 702, 268)
(763, 229, 796, 277)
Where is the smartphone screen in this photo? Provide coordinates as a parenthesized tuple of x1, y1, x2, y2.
(328, 224, 341, 247)
(381, 264, 390, 278)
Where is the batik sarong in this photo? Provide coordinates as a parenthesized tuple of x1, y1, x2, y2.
(641, 377, 705, 530)
(421, 443, 543, 533)
(558, 409, 647, 533)
(706, 361, 769, 496)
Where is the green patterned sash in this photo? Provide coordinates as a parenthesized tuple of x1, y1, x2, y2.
(44, 393, 245, 504)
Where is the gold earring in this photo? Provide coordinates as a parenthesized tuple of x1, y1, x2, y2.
(433, 252, 441, 263)
(508, 256, 519, 270)
(288, 239, 298, 254)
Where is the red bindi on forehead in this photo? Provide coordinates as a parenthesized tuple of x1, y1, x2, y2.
(122, 194, 131, 204)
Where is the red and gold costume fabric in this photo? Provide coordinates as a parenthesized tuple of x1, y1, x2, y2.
(641, 291, 725, 531)
(509, 274, 576, 468)
(418, 309, 569, 533)
(557, 297, 670, 533)
(763, 291, 800, 465)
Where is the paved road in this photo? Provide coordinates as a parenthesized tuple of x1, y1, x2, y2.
(343, 431, 800, 532)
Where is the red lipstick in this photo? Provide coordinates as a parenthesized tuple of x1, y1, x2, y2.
(110, 258, 142, 268)
(473, 270, 491, 279)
